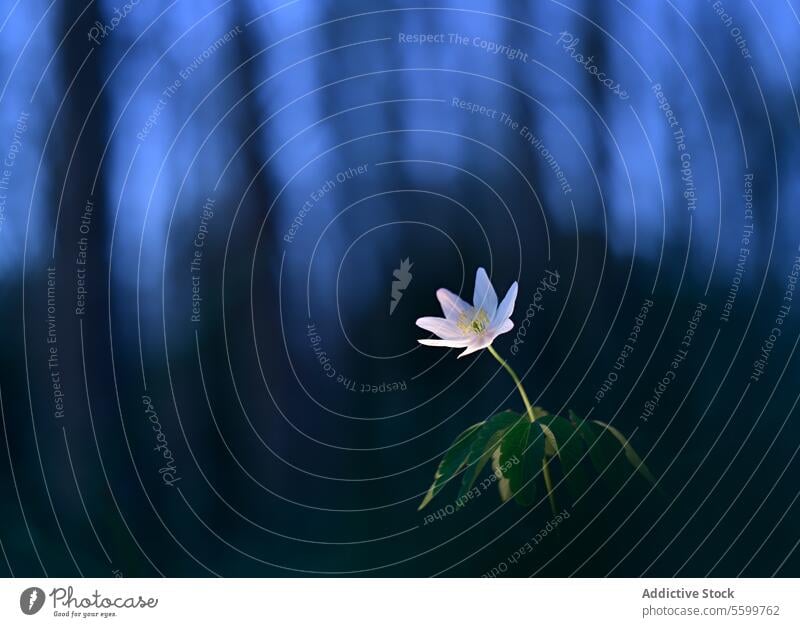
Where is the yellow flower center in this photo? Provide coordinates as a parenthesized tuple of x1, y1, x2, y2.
(457, 308, 490, 335)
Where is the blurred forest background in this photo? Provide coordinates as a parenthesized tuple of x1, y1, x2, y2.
(1, 0, 800, 576)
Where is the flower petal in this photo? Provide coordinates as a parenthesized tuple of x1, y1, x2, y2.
(457, 335, 494, 358)
(490, 318, 514, 337)
(415, 316, 462, 340)
(418, 338, 471, 348)
(493, 281, 518, 325)
(436, 288, 471, 321)
(473, 268, 498, 318)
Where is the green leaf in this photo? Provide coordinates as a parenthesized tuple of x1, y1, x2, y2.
(458, 411, 521, 500)
(575, 417, 632, 491)
(593, 420, 656, 485)
(493, 419, 547, 506)
(537, 414, 589, 500)
(530, 406, 550, 420)
(418, 422, 484, 510)
(494, 419, 528, 502)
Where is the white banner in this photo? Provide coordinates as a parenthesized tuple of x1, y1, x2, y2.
(1, 578, 797, 626)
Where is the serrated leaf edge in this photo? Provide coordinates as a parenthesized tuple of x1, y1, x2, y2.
(418, 422, 484, 510)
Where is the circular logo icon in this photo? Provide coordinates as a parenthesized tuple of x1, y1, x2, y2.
(20, 587, 45, 615)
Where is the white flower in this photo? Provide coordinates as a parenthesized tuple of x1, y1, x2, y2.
(416, 268, 518, 358)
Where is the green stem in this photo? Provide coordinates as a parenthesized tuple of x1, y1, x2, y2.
(541, 457, 558, 516)
(488, 345, 536, 423)
(488, 344, 558, 515)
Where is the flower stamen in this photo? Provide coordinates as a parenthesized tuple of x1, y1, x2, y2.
(456, 308, 490, 335)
